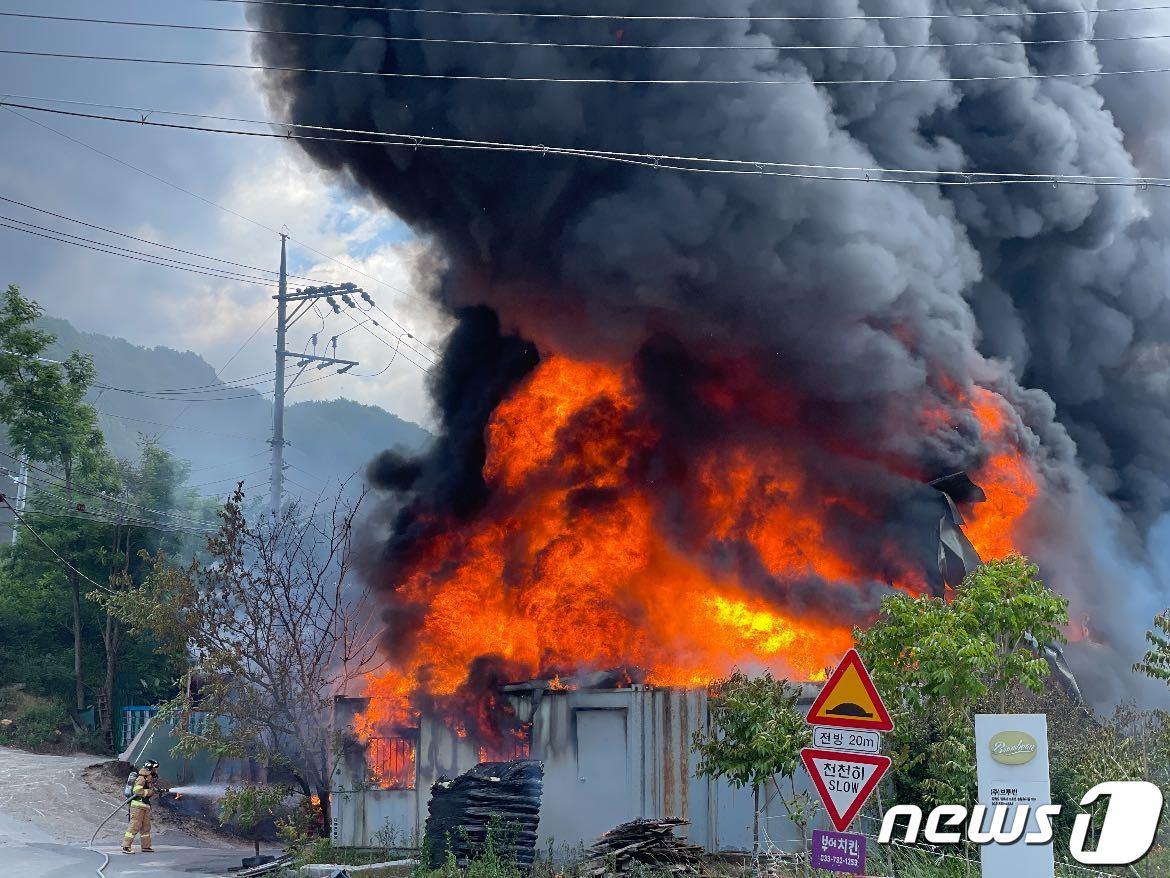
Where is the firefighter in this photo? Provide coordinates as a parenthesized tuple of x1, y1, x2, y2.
(122, 760, 158, 854)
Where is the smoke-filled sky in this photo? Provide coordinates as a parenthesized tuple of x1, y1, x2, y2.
(0, 0, 444, 427)
(7, 0, 1170, 704)
(244, 0, 1170, 705)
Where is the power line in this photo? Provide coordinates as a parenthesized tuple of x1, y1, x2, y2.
(2, 102, 291, 242)
(1, 495, 117, 596)
(93, 372, 276, 398)
(90, 385, 272, 403)
(196, 0, 1170, 24)
(155, 305, 280, 440)
(335, 306, 433, 372)
(0, 450, 218, 528)
(5, 472, 215, 535)
(2, 103, 438, 322)
(97, 410, 258, 441)
(0, 212, 283, 286)
(217, 307, 279, 380)
(185, 467, 270, 490)
(0, 194, 333, 285)
(5, 97, 1170, 189)
(95, 370, 276, 395)
(17, 46, 1170, 86)
(10, 9, 1170, 53)
(283, 476, 322, 495)
(20, 504, 211, 537)
(92, 383, 273, 400)
(4, 92, 1162, 184)
(364, 301, 440, 358)
(18, 474, 215, 531)
(324, 293, 436, 368)
(0, 219, 283, 285)
(347, 292, 439, 360)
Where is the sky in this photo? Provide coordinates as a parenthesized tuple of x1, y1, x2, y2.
(0, 0, 447, 429)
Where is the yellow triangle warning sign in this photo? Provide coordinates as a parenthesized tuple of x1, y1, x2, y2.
(806, 649, 893, 732)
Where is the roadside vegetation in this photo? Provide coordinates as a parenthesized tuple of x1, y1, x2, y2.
(0, 282, 376, 804)
(0, 284, 212, 753)
(695, 555, 1170, 875)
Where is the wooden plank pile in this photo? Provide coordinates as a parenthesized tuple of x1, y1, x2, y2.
(423, 760, 544, 869)
(582, 818, 706, 876)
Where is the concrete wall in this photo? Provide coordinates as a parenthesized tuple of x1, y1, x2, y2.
(330, 687, 819, 854)
(121, 714, 223, 786)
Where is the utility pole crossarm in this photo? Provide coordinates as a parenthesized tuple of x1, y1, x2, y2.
(280, 283, 364, 302)
(280, 351, 360, 369)
(268, 243, 365, 516)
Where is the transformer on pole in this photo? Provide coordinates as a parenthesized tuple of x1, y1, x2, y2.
(268, 236, 362, 515)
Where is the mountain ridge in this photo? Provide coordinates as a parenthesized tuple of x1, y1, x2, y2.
(36, 316, 432, 498)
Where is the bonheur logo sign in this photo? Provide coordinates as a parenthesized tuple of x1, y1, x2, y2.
(976, 713, 1053, 878)
(989, 730, 1038, 765)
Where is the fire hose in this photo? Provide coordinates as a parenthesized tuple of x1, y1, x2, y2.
(86, 788, 176, 875)
(86, 800, 127, 877)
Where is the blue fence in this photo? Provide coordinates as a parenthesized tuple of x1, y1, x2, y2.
(120, 706, 159, 752)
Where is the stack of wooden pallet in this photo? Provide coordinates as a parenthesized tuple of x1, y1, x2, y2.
(424, 760, 544, 869)
(583, 818, 706, 876)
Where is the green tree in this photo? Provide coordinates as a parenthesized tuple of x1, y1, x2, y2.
(92, 440, 195, 744)
(0, 285, 105, 712)
(855, 554, 1068, 807)
(691, 671, 817, 850)
(1, 438, 193, 745)
(1135, 609, 1170, 684)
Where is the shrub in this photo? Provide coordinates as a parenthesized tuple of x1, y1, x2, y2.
(276, 797, 324, 858)
(218, 784, 290, 858)
(0, 697, 69, 751)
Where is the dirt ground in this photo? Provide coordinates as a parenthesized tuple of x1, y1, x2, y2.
(0, 746, 276, 877)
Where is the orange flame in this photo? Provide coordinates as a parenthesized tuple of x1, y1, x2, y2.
(355, 357, 1039, 769)
(966, 388, 1039, 561)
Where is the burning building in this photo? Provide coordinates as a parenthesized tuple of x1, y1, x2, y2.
(248, 0, 1170, 851)
(331, 678, 817, 852)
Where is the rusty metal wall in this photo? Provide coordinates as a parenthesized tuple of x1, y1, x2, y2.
(330, 687, 818, 853)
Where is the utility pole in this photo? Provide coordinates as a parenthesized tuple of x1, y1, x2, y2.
(268, 237, 361, 515)
(8, 458, 27, 544)
(269, 233, 289, 516)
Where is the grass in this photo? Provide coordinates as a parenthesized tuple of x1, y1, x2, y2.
(295, 817, 1170, 878)
(295, 838, 415, 868)
(754, 841, 1165, 878)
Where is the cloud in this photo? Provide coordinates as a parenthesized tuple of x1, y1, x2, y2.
(0, 1, 445, 425)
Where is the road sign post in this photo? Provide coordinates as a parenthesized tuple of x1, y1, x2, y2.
(812, 726, 882, 755)
(806, 648, 893, 732)
(801, 649, 894, 870)
(801, 748, 892, 832)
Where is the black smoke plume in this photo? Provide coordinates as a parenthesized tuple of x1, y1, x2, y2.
(251, 0, 1170, 703)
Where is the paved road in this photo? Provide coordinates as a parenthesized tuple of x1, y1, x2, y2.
(0, 747, 276, 877)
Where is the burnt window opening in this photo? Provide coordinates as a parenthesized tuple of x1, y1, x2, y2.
(478, 722, 533, 764)
(367, 734, 417, 790)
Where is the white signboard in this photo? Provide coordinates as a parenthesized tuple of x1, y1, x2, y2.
(975, 713, 1055, 878)
(813, 725, 882, 755)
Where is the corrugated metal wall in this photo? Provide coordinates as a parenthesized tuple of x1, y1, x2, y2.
(330, 687, 816, 853)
